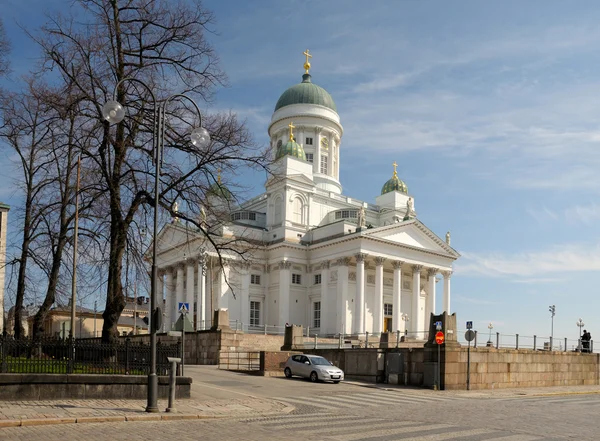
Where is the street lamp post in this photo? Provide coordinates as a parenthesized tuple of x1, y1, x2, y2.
(576, 318, 585, 351)
(549, 305, 556, 349)
(487, 322, 493, 346)
(102, 79, 210, 413)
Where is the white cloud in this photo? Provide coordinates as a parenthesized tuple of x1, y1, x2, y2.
(456, 243, 600, 277)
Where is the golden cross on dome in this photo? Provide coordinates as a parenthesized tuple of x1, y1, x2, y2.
(303, 49, 312, 74)
(392, 161, 398, 177)
(288, 122, 295, 141)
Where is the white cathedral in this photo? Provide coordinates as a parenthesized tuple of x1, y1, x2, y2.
(155, 51, 459, 338)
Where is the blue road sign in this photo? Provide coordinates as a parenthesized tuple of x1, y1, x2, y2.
(434, 320, 443, 331)
(178, 302, 190, 314)
(466, 321, 473, 330)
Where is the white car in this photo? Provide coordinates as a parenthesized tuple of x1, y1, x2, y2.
(284, 354, 345, 383)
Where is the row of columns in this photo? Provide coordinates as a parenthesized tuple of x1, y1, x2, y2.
(329, 254, 452, 337)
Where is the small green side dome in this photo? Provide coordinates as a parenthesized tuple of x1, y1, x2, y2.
(274, 74, 337, 112)
(381, 162, 408, 195)
(276, 140, 306, 161)
(208, 182, 233, 200)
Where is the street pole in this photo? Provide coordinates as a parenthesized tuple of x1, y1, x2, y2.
(94, 300, 97, 338)
(467, 339, 471, 391)
(102, 81, 209, 413)
(549, 305, 556, 350)
(70, 155, 81, 340)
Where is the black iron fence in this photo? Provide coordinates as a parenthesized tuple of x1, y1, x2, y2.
(0, 337, 179, 375)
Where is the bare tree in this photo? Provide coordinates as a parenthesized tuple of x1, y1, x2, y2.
(0, 85, 58, 337)
(29, 0, 268, 342)
(0, 19, 9, 77)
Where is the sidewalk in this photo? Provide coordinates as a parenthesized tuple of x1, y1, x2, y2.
(0, 396, 293, 428)
(345, 380, 600, 398)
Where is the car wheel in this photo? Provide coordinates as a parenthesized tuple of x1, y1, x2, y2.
(310, 371, 318, 382)
(333, 381, 340, 384)
(284, 367, 292, 378)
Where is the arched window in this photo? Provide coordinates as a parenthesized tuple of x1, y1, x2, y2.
(292, 197, 303, 224)
(274, 197, 282, 225)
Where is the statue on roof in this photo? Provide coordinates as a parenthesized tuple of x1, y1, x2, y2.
(403, 197, 414, 221)
(446, 231, 451, 246)
(172, 201, 179, 223)
(357, 206, 366, 228)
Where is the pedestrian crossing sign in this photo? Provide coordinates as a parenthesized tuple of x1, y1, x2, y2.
(178, 302, 189, 314)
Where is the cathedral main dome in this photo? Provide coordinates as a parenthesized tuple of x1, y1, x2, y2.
(274, 73, 337, 113)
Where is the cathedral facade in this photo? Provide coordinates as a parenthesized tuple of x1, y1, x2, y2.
(154, 52, 459, 338)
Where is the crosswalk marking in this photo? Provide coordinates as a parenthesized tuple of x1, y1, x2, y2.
(328, 423, 455, 441)
(271, 390, 463, 413)
(243, 412, 546, 441)
(403, 429, 541, 441)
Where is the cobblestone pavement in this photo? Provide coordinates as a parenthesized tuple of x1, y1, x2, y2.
(0, 396, 291, 427)
(3, 390, 600, 440)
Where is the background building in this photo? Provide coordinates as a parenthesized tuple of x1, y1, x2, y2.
(153, 54, 459, 338)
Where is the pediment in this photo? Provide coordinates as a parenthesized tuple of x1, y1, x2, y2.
(266, 173, 315, 189)
(364, 219, 459, 258)
(153, 222, 202, 254)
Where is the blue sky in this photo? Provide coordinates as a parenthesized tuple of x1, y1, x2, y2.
(3, 0, 600, 344)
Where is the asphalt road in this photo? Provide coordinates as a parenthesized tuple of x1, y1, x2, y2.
(3, 366, 600, 440)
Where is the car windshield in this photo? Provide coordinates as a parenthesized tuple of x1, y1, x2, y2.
(310, 356, 331, 366)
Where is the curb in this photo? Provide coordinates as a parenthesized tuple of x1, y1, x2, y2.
(0, 403, 293, 428)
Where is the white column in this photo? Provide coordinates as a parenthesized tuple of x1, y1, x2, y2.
(219, 260, 230, 311)
(196, 252, 206, 330)
(353, 253, 367, 334)
(412, 265, 423, 338)
(443, 270, 452, 313)
(392, 261, 403, 332)
(165, 269, 174, 331)
(426, 268, 437, 331)
(263, 264, 270, 327)
(176, 263, 185, 324)
(155, 270, 165, 333)
(373, 257, 385, 334)
(241, 264, 250, 329)
(186, 259, 195, 317)
(278, 260, 291, 326)
(320, 261, 330, 335)
(336, 257, 350, 334)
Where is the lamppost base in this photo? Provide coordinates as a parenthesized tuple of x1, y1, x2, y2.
(146, 373, 159, 413)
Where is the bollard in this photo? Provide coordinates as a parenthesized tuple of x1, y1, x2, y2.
(564, 338, 568, 352)
(166, 357, 181, 413)
(396, 330, 400, 348)
(515, 334, 519, 350)
(533, 335, 537, 351)
(365, 332, 369, 348)
(496, 332, 499, 349)
(314, 334, 318, 349)
(338, 333, 342, 349)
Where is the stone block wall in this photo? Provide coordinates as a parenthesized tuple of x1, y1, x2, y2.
(443, 347, 600, 390)
(260, 351, 301, 376)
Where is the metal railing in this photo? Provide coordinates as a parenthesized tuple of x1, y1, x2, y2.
(218, 351, 260, 371)
(455, 330, 595, 353)
(0, 336, 179, 375)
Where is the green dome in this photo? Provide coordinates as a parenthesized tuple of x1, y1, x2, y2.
(276, 139, 306, 161)
(381, 175, 408, 195)
(208, 182, 233, 200)
(274, 74, 337, 112)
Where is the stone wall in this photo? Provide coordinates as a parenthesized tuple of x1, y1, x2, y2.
(443, 347, 600, 390)
(260, 351, 301, 376)
(0, 374, 191, 400)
